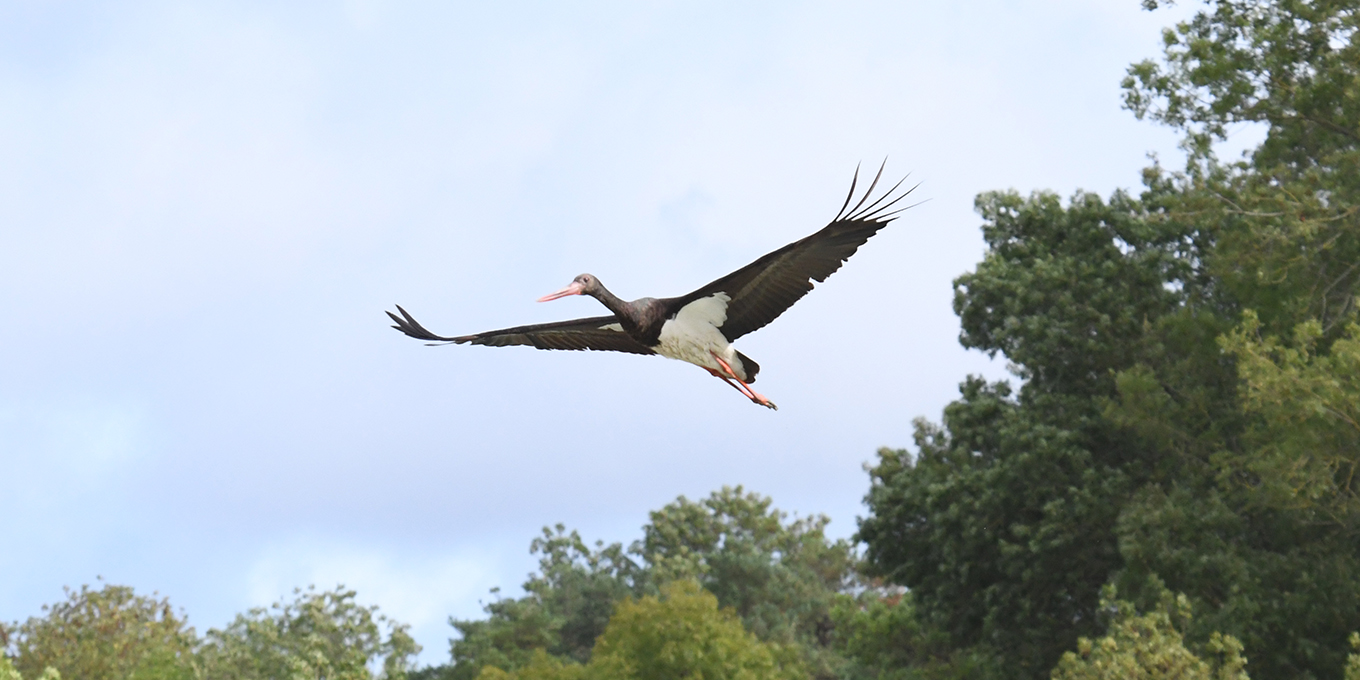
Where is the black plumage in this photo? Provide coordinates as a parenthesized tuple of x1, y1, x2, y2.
(386, 307, 656, 355)
(663, 166, 913, 342)
(387, 162, 915, 406)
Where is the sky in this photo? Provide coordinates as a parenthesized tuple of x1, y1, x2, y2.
(0, 0, 1233, 666)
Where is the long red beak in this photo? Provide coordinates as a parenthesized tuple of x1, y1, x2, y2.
(537, 281, 584, 302)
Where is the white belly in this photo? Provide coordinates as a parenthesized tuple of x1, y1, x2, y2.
(654, 293, 749, 381)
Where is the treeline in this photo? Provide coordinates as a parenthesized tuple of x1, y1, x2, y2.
(2, 582, 417, 680)
(0, 488, 868, 680)
(4, 484, 1359, 680)
(8, 1, 1360, 678)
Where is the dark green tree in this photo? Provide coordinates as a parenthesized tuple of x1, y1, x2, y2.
(1117, 1, 1360, 675)
(828, 588, 976, 680)
(438, 526, 644, 680)
(859, 186, 1194, 677)
(862, 2, 1360, 678)
(638, 485, 858, 677)
(430, 487, 861, 679)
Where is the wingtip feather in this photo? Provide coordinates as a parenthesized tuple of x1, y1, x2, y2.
(833, 162, 862, 222)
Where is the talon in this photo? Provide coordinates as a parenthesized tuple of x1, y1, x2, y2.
(748, 390, 777, 410)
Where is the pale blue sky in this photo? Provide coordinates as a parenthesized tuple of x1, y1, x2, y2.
(3, 0, 1228, 665)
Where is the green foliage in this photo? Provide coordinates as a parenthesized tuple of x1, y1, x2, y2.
(640, 485, 857, 675)
(474, 650, 585, 680)
(1124, 0, 1360, 167)
(587, 580, 803, 680)
(408, 666, 457, 680)
(860, 186, 1193, 677)
(446, 487, 858, 679)
(860, 3, 1360, 679)
(7, 581, 196, 680)
(446, 525, 643, 680)
(525, 526, 646, 663)
(470, 581, 801, 680)
(446, 596, 556, 680)
(829, 590, 981, 680)
(868, 180, 1359, 679)
(1347, 632, 1360, 680)
(0, 656, 59, 680)
(197, 585, 418, 680)
(1104, 286, 1360, 677)
(1051, 587, 1248, 680)
(1115, 5, 1360, 677)
(955, 189, 1184, 397)
(860, 401, 1126, 677)
(1221, 313, 1360, 519)
(1126, 0, 1360, 335)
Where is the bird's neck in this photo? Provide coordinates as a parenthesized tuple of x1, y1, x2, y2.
(588, 285, 630, 318)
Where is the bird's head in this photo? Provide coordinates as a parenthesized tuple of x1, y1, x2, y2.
(537, 273, 600, 302)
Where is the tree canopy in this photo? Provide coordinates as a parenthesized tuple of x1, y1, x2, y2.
(1050, 587, 1249, 680)
(198, 585, 419, 680)
(4, 584, 418, 680)
(858, 1, 1360, 678)
(7, 581, 197, 680)
(431, 486, 860, 680)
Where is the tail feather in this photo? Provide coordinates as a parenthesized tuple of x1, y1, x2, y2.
(735, 350, 761, 383)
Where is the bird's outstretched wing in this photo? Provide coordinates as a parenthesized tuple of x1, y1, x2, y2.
(671, 161, 918, 342)
(386, 305, 656, 355)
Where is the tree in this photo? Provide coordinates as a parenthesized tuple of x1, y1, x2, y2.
(197, 585, 418, 680)
(442, 526, 644, 680)
(7, 581, 196, 680)
(829, 588, 979, 680)
(471, 581, 802, 680)
(586, 580, 803, 680)
(1124, 0, 1360, 343)
(639, 485, 857, 677)
(434, 487, 859, 679)
(859, 187, 1187, 677)
(860, 2, 1360, 678)
(0, 656, 59, 680)
(523, 526, 645, 663)
(474, 650, 585, 680)
(1051, 587, 1248, 680)
(1115, 2, 1360, 675)
(1220, 313, 1360, 520)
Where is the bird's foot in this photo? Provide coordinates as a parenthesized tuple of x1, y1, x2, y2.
(749, 391, 778, 411)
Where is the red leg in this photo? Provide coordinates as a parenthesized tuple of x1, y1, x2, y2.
(709, 353, 777, 410)
(707, 368, 754, 396)
(708, 356, 755, 397)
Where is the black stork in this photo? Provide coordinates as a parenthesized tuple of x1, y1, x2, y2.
(387, 163, 916, 410)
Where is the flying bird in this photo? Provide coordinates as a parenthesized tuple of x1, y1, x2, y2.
(387, 163, 916, 410)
